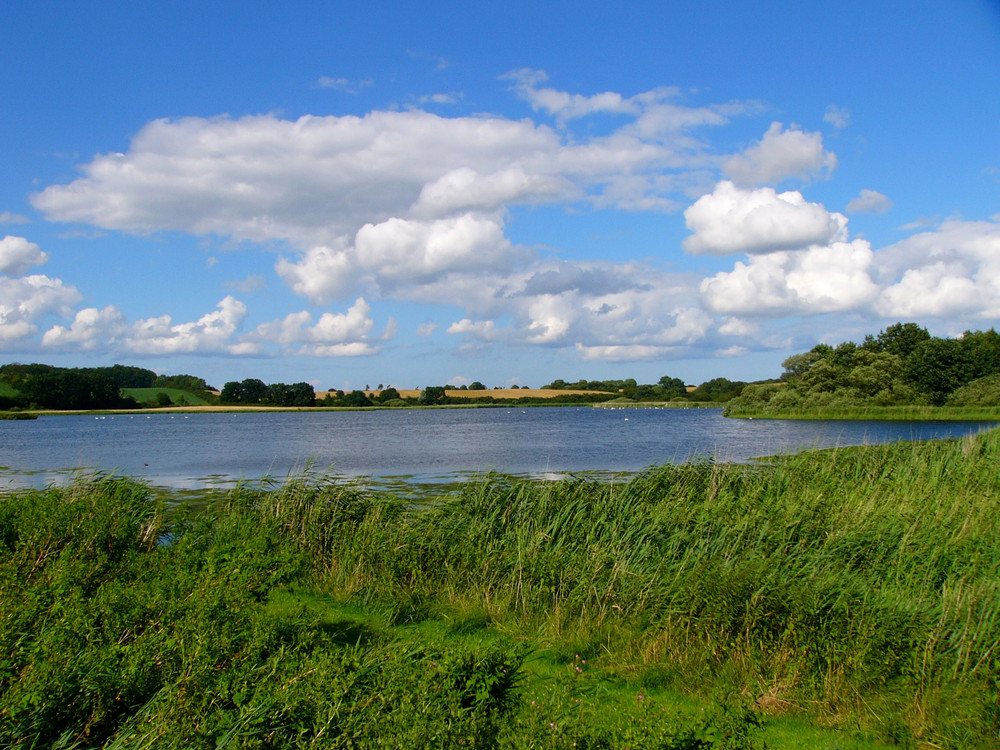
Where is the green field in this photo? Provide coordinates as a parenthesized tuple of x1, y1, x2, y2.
(122, 387, 213, 406)
(2, 430, 999, 748)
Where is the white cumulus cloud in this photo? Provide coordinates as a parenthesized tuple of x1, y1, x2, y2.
(683, 181, 848, 255)
(30, 83, 765, 313)
(31, 111, 563, 245)
(436, 258, 712, 360)
(124, 296, 250, 354)
(355, 214, 519, 284)
(877, 262, 981, 318)
(447, 318, 500, 340)
(411, 167, 570, 216)
(875, 218, 1000, 319)
(251, 298, 387, 356)
(0, 275, 82, 344)
(718, 317, 758, 337)
(42, 306, 128, 350)
(0, 236, 49, 276)
(701, 240, 878, 315)
(276, 245, 355, 303)
(723, 122, 836, 186)
(42, 296, 394, 358)
(0, 237, 80, 346)
(275, 214, 526, 304)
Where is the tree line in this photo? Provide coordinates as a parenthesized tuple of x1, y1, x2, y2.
(218, 378, 316, 407)
(542, 375, 748, 403)
(0, 363, 753, 412)
(726, 322, 1000, 414)
(0, 364, 214, 411)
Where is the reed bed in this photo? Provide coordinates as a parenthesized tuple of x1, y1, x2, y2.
(723, 402, 1000, 421)
(300, 430, 1000, 743)
(2, 429, 999, 746)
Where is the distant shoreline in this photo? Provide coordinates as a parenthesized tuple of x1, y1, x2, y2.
(10, 401, 1000, 420)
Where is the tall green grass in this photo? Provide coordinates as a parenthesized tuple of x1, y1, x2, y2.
(308, 431, 1000, 744)
(3, 429, 999, 746)
(723, 402, 1000, 420)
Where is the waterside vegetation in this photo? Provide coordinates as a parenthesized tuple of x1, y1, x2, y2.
(3, 429, 999, 747)
(725, 323, 1000, 419)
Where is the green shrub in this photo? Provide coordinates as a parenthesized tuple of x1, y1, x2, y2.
(946, 372, 1000, 406)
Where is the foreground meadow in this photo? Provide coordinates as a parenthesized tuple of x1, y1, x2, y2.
(2, 429, 999, 748)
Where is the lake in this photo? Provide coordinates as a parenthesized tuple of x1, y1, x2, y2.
(0, 407, 996, 493)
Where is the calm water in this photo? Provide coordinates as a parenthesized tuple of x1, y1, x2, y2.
(0, 407, 995, 492)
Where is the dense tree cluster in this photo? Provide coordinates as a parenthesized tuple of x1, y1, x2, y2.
(542, 374, 746, 403)
(407, 385, 617, 406)
(338, 390, 374, 407)
(418, 386, 447, 405)
(0, 364, 143, 410)
(314, 388, 408, 407)
(727, 322, 1000, 413)
(151, 373, 215, 396)
(0, 363, 223, 410)
(543, 377, 640, 393)
(684, 377, 747, 402)
(219, 378, 315, 407)
(101, 364, 158, 388)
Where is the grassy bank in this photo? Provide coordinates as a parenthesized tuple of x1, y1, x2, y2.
(121, 387, 213, 406)
(3, 430, 1000, 747)
(723, 403, 1000, 421)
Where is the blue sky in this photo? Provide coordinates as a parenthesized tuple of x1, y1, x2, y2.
(2, 1, 999, 391)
